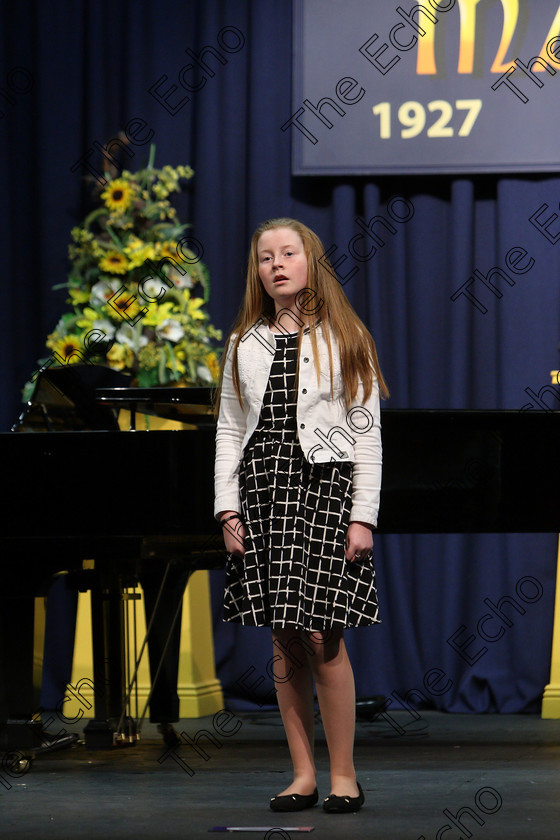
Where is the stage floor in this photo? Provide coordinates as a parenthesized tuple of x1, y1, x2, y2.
(2, 710, 559, 839)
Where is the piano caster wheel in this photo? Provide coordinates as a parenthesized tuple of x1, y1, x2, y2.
(16, 757, 32, 774)
(2, 753, 33, 774)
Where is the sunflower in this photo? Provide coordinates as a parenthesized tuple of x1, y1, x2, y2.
(52, 335, 83, 363)
(100, 178, 134, 214)
(99, 251, 129, 275)
(105, 287, 146, 325)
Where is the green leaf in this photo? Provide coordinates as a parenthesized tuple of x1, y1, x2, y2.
(187, 353, 197, 383)
(106, 226, 124, 249)
(196, 262, 211, 303)
(157, 348, 167, 384)
(165, 341, 180, 381)
(83, 206, 109, 229)
(85, 266, 101, 283)
(137, 366, 158, 388)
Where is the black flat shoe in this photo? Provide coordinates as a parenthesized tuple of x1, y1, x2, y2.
(323, 781, 365, 813)
(270, 787, 319, 812)
(157, 723, 181, 748)
(34, 730, 80, 755)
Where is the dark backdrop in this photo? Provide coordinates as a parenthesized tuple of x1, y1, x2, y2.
(1, 0, 559, 715)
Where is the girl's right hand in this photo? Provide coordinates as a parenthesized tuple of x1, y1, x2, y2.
(220, 511, 246, 558)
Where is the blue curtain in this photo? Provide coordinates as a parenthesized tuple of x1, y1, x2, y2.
(2, 0, 558, 714)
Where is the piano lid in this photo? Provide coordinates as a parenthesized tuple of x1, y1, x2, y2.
(96, 385, 217, 427)
(13, 365, 132, 432)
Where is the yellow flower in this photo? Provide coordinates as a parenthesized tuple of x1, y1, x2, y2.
(99, 251, 129, 275)
(108, 215, 134, 230)
(71, 227, 94, 244)
(166, 355, 186, 374)
(187, 297, 205, 320)
(52, 335, 83, 363)
(101, 178, 134, 214)
(205, 352, 220, 380)
(124, 235, 143, 252)
(75, 307, 100, 331)
(104, 291, 145, 324)
(158, 241, 178, 261)
(142, 301, 175, 327)
(91, 241, 105, 259)
(176, 165, 194, 179)
(124, 237, 157, 269)
(68, 288, 90, 304)
(107, 343, 134, 370)
(152, 182, 170, 200)
(162, 165, 180, 181)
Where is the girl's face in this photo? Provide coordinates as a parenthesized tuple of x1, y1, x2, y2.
(257, 227, 309, 317)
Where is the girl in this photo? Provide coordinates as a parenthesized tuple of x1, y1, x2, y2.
(213, 218, 388, 814)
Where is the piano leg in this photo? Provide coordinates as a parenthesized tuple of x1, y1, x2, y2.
(83, 583, 128, 749)
(140, 563, 191, 724)
(0, 594, 43, 751)
(79, 561, 191, 748)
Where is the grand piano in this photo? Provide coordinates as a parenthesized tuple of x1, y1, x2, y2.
(1, 365, 559, 754)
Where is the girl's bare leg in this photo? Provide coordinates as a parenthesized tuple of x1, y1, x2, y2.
(270, 627, 317, 796)
(307, 629, 360, 798)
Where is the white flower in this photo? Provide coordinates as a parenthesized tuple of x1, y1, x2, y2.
(93, 319, 116, 339)
(54, 316, 70, 333)
(139, 277, 169, 303)
(90, 279, 121, 306)
(196, 364, 213, 383)
(156, 318, 184, 343)
(116, 322, 149, 350)
(169, 269, 194, 289)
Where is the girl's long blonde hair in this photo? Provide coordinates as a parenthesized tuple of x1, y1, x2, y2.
(212, 218, 389, 419)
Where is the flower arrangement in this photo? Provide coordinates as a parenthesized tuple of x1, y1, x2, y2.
(24, 144, 222, 400)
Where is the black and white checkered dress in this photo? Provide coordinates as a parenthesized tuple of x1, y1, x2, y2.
(223, 328, 380, 631)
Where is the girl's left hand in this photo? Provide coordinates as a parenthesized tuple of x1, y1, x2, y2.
(345, 521, 374, 563)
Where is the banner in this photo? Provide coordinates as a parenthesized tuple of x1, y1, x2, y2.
(287, 0, 560, 174)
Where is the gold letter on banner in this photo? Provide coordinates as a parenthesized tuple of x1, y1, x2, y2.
(535, 3, 560, 70)
(457, 0, 485, 74)
(488, 0, 519, 74)
(417, 0, 521, 75)
(416, 1, 439, 75)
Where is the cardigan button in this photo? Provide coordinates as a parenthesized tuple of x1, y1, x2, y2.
(300, 423, 305, 429)
(302, 388, 307, 394)
(303, 356, 309, 362)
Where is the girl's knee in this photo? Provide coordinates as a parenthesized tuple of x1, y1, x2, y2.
(271, 627, 344, 670)
(305, 628, 344, 664)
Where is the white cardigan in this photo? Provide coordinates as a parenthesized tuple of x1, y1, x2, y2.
(214, 319, 382, 527)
